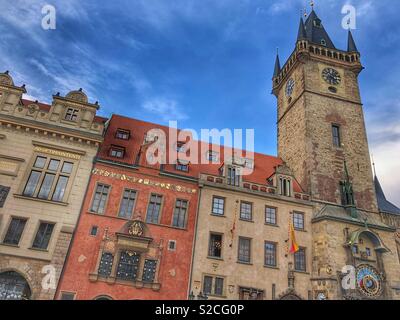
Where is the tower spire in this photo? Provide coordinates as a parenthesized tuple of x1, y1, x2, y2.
(347, 29, 359, 52)
(273, 49, 281, 78)
(297, 17, 307, 41)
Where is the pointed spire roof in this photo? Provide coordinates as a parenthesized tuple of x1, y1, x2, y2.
(347, 30, 358, 52)
(297, 17, 307, 41)
(374, 175, 400, 215)
(273, 52, 281, 78)
(303, 9, 336, 49)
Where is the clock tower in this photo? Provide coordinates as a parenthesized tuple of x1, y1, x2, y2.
(272, 9, 400, 300)
(272, 9, 378, 213)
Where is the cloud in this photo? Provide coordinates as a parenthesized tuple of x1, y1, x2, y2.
(142, 98, 188, 122)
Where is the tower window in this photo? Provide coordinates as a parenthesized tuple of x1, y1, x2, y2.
(227, 166, 240, 186)
(332, 125, 341, 148)
(340, 181, 354, 206)
(279, 177, 291, 197)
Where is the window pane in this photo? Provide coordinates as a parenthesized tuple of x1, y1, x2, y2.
(215, 277, 224, 296)
(23, 171, 41, 197)
(146, 195, 162, 224)
(240, 202, 252, 220)
(172, 199, 188, 228)
(3, 218, 27, 245)
(212, 197, 224, 215)
(203, 276, 213, 295)
(265, 207, 277, 225)
(142, 260, 157, 283)
(0, 185, 11, 208)
(293, 212, 304, 230)
(98, 252, 113, 277)
(91, 184, 109, 214)
(118, 190, 136, 219)
(61, 162, 73, 174)
(208, 234, 222, 258)
(294, 248, 306, 271)
(265, 242, 277, 266)
(238, 238, 251, 263)
(32, 223, 55, 249)
(33, 156, 46, 169)
(38, 173, 55, 199)
(52, 176, 69, 202)
(48, 159, 60, 171)
(116, 251, 140, 281)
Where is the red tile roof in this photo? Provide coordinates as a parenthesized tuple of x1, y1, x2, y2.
(21, 99, 107, 124)
(100, 114, 304, 193)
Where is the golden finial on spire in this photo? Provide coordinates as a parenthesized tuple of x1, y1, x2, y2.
(303, 8, 308, 18)
(310, 0, 315, 10)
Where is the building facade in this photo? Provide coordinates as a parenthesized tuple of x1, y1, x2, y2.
(56, 115, 200, 300)
(190, 158, 314, 300)
(0, 71, 105, 300)
(272, 10, 400, 300)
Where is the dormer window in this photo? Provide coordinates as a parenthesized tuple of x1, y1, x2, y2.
(65, 108, 79, 121)
(321, 39, 327, 46)
(176, 142, 186, 153)
(176, 160, 189, 172)
(207, 150, 219, 163)
(109, 146, 125, 159)
(279, 177, 291, 197)
(314, 19, 322, 27)
(116, 129, 130, 140)
(227, 166, 240, 187)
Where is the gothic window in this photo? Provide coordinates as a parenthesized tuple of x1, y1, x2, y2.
(172, 199, 188, 228)
(64, 108, 79, 121)
(23, 156, 74, 202)
(208, 233, 222, 258)
(212, 196, 225, 215)
(146, 194, 163, 224)
(109, 146, 125, 158)
(279, 177, 291, 197)
(115, 129, 130, 140)
(294, 248, 306, 272)
(238, 237, 251, 263)
(32, 222, 55, 250)
(0, 271, 32, 300)
(340, 181, 354, 206)
(118, 189, 137, 219)
(98, 252, 113, 277)
(0, 185, 10, 208)
(265, 207, 277, 225)
(227, 166, 240, 186)
(332, 125, 341, 147)
(116, 251, 140, 281)
(142, 260, 157, 283)
(91, 184, 110, 214)
(293, 212, 305, 230)
(3, 218, 27, 246)
(240, 202, 252, 221)
(264, 242, 277, 267)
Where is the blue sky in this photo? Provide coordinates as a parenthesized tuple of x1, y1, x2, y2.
(0, 0, 399, 205)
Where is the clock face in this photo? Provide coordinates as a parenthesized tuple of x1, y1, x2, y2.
(322, 68, 341, 86)
(285, 78, 295, 97)
(356, 265, 382, 298)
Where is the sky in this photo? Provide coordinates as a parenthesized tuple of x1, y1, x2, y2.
(0, 0, 399, 206)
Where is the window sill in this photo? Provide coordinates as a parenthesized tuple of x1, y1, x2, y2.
(239, 218, 254, 223)
(0, 243, 20, 248)
(29, 247, 49, 252)
(264, 265, 279, 270)
(14, 194, 68, 206)
(265, 223, 279, 228)
(294, 228, 306, 233)
(294, 270, 309, 275)
(237, 261, 252, 266)
(207, 256, 224, 261)
(210, 213, 225, 218)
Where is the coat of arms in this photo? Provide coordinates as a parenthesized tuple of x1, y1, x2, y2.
(128, 221, 144, 237)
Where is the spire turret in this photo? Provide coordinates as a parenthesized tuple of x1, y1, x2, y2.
(297, 17, 307, 41)
(347, 30, 358, 53)
(273, 52, 281, 78)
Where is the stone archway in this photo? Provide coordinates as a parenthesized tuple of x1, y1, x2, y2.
(0, 271, 32, 300)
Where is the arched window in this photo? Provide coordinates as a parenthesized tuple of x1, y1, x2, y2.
(0, 271, 31, 300)
(94, 295, 113, 300)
